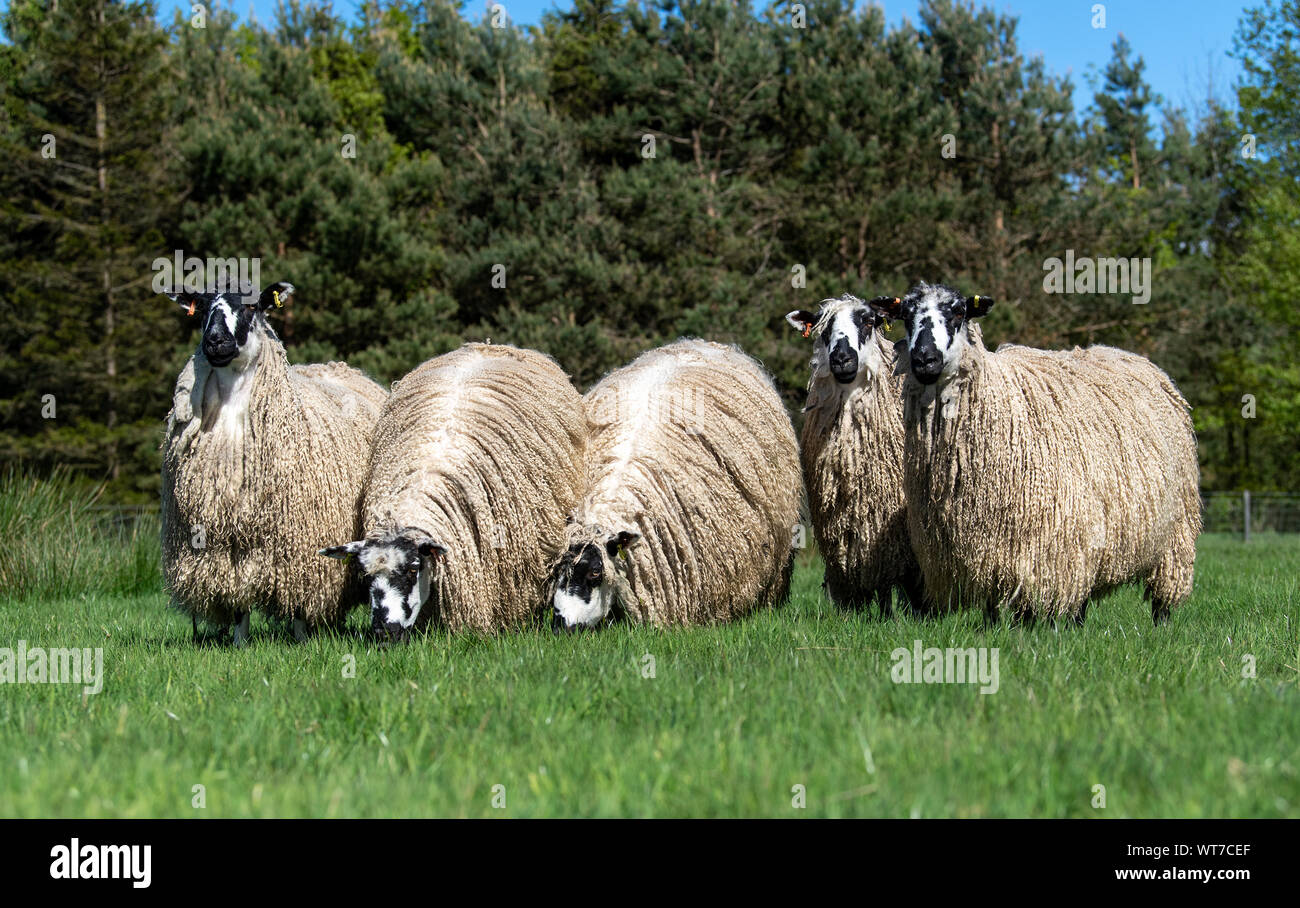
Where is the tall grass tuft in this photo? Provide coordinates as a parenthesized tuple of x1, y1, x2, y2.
(0, 468, 162, 601)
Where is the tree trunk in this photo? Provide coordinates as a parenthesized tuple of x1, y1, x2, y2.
(96, 2, 118, 481)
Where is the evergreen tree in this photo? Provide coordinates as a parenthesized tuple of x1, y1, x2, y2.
(0, 0, 180, 498)
(1093, 34, 1157, 190)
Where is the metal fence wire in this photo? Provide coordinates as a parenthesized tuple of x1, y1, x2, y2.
(87, 495, 1300, 539)
(1201, 492, 1300, 537)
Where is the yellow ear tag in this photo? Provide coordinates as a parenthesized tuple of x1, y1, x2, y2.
(343, 552, 354, 564)
(273, 290, 283, 308)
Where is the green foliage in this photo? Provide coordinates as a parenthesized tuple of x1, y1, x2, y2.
(0, 0, 183, 500)
(0, 469, 160, 600)
(1219, 0, 1300, 490)
(2, 0, 1298, 497)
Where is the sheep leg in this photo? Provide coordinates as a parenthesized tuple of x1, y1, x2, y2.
(292, 618, 310, 642)
(981, 600, 1000, 627)
(876, 588, 893, 620)
(1072, 603, 1089, 627)
(1146, 537, 1194, 627)
(191, 614, 199, 644)
(232, 612, 251, 647)
(899, 576, 926, 619)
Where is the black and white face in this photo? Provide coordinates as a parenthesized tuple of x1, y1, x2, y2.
(869, 284, 994, 386)
(319, 534, 448, 642)
(549, 530, 639, 632)
(786, 296, 885, 385)
(169, 282, 294, 371)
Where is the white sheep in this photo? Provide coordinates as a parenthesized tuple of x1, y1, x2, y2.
(870, 282, 1201, 624)
(548, 339, 803, 629)
(320, 343, 587, 642)
(160, 283, 387, 644)
(787, 295, 922, 614)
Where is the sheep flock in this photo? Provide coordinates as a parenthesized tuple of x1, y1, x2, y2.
(159, 279, 1201, 644)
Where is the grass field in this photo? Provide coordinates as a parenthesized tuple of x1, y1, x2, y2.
(1, 476, 1298, 818)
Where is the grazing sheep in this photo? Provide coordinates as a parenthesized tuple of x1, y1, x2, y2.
(160, 283, 387, 644)
(548, 339, 802, 630)
(869, 282, 1201, 625)
(320, 343, 586, 642)
(786, 296, 922, 614)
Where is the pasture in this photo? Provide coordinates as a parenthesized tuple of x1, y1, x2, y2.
(0, 475, 1297, 818)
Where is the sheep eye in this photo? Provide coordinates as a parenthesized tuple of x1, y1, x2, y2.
(588, 570, 602, 582)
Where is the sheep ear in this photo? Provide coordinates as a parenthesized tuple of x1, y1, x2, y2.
(867, 295, 902, 318)
(605, 530, 640, 559)
(416, 538, 448, 559)
(785, 310, 817, 338)
(892, 338, 909, 375)
(256, 281, 295, 312)
(966, 295, 994, 318)
(319, 540, 365, 561)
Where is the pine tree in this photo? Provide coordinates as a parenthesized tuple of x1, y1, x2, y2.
(1093, 34, 1158, 190)
(0, 0, 181, 498)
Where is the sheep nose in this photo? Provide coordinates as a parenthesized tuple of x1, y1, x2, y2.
(913, 349, 941, 371)
(203, 338, 237, 362)
(828, 340, 857, 382)
(911, 349, 943, 384)
(372, 617, 408, 643)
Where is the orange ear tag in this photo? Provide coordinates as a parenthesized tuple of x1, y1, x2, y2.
(186, 300, 196, 316)
(802, 325, 811, 338)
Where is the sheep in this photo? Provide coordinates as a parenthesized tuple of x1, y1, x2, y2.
(160, 282, 387, 644)
(320, 343, 586, 642)
(548, 338, 803, 630)
(786, 295, 922, 614)
(868, 282, 1201, 625)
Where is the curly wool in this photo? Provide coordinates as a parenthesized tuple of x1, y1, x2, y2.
(570, 339, 803, 626)
(799, 301, 920, 611)
(361, 343, 586, 633)
(904, 322, 1201, 620)
(161, 343, 387, 627)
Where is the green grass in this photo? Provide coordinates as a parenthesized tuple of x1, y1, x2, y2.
(0, 478, 1297, 817)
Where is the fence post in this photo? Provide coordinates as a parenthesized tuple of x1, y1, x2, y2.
(1244, 490, 1251, 543)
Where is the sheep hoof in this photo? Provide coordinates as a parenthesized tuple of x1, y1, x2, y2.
(232, 613, 251, 648)
(292, 618, 310, 642)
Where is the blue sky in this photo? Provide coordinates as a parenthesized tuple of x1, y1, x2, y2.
(145, 0, 1253, 114)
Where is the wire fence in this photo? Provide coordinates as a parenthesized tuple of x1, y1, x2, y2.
(1201, 492, 1300, 538)
(85, 494, 1300, 539)
(85, 504, 160, 534)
